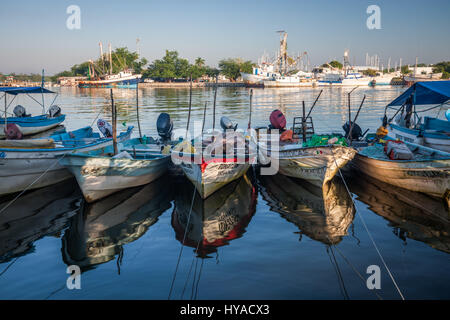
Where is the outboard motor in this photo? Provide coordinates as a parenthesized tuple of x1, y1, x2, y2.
(4, 123, 23, 140)
(156, 113, 173, 141)
(13, 105, 29, 118)
(343, 121, 363, 140)
(220, 116, 237, 131)
(97, 119, 113, 138)
(269, 109, 286, 130)
(48, 105, 62, 118)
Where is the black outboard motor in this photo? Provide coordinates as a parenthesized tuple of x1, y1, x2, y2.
(220, 116, 238, 131)
(343, 121, 363, 140)
(48, 105, 62, 118)
(157, 113, 173, 141)
(13, 105, 30, 117)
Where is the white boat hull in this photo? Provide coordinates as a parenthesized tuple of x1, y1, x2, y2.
(276, 145, 357, 185)
(0, 130, 132, 195)
(353, 154, 450, 198)
(0, 120, 64, 138)
(388, 125, 450, 153)
(179, 161, 251, 198)
(62, 156, 170, 203)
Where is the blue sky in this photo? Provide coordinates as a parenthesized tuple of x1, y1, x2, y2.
(0, 0, 449, 74)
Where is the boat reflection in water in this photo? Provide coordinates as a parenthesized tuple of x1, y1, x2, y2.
(172, 174, 257, 258)
(347, 174, 450, 254)
(259, 174, 355, 245)
(0, 179, 82, 263)
(62, 176, 172, 270)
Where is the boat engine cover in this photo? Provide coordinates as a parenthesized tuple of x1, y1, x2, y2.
(4, 123, 23, 140)
(48, 105, 61, 118)
(343, 121, 362, 140)
(13, 105, 29, 118)
(157, 113, 173, 140)
(220, 116, 237, 131)
(269, 110, 286, 129)
(97, 118, 113, 137)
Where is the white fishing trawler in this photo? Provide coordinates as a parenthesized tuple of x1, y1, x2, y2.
(317, 50, 371, 86)
(78, 43, 142, 89)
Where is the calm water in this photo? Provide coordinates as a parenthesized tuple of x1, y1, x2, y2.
(0, 86, 449, 300)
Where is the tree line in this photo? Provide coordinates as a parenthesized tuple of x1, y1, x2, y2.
(50, 47, 255, 82)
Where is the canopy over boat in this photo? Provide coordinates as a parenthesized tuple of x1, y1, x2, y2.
(0, 86, 55, 95)
(387, 81, 450, 106)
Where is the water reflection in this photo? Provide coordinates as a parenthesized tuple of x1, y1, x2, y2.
(347, 175, 450, 253)
(0, 179, 82, 263)
(259, 175, 355, 245)
(62, 176, 172, 271)
(172, 175, 257, 258)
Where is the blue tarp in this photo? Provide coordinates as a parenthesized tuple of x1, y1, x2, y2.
(387, 81, 450, 106)
(0, 86, 55, 95)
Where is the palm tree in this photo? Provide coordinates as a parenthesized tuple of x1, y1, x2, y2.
(195, 57, 205, 68)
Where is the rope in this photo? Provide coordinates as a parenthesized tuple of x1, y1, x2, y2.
(0, 257, 19, 277)
(328, 237, 383, 300)
(326, 246, 349, 299)
(181, 238, 202, 299)
(168, 177, 199, 300)
(329, 146, 406, 300)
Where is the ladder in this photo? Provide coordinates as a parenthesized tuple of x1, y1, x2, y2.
(292, 116, 315, 142)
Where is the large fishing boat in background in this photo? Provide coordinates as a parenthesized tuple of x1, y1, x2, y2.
(317, 50, 371, 86)
(78, 70, 142, 89)
(78, 43, 142, 89)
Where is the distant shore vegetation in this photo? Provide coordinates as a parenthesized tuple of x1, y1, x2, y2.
(1, 46, 449, 82)
(48, 47, 255, 83)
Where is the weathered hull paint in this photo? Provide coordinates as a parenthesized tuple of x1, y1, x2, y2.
(353, 153, 450, 198)
(61, 155, 170, 203)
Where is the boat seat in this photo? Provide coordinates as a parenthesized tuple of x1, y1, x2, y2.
(0, 139, 55, 149)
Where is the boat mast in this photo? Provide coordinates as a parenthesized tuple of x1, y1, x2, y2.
(99, 42, 105, 73)
(109, 43, 113, 75)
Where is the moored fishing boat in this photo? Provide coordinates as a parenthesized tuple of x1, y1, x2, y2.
(60, 113, 176, 202)
(60, 137, 170, 203)
(256, 108, 356, 186)
(172, 117, 257, 199)
(352, 140, 450, 202)
(381, 81, 450, 152)
(0, 87, 65, 138)
(0, 124, 133, 196)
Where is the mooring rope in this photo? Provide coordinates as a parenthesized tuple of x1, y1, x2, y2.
(168, 174, 199, 300)
(326, 234, 383, 300)
(181, 238, 202, 299)
(326, 245, 349, 300)
(329, 146, 405, 300)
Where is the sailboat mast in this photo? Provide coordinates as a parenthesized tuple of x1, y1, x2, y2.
(109, 43, 113, 75)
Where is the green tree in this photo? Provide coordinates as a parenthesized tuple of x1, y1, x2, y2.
(362, 69, 377, 76)
(401, 65, 410, 75)
(195, 57, 205, 68)
(322, 60, 343, 69)
(218, 58, 255, 81)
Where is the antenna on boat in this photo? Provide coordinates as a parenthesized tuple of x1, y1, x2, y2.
(109, 43, 113, 75)
(41, 69, 45, 113)
(212, 75, 218, 130)
(110, 89, 118, 155)
(185, 74, 193, 139)
(248, 89, 253, 129)
(136, 82, 142, 140)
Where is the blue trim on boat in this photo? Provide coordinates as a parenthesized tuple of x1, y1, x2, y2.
(0, 115, 65, 127)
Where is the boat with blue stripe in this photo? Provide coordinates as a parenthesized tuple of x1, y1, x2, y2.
(0, 87, 66, 138)
(384, 81, 450, 152)
(0, 125, 133, 195)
